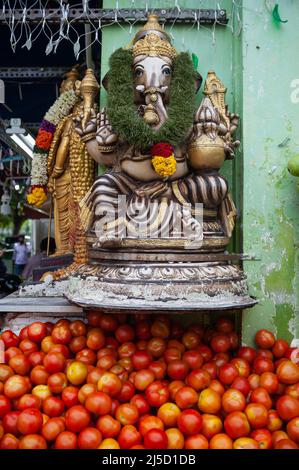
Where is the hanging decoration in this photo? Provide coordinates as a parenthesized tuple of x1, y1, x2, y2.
(27, 89, 80, 207)
(0, 1, 244, 56)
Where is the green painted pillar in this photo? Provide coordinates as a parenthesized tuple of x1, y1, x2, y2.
(241, 1, 299, 345)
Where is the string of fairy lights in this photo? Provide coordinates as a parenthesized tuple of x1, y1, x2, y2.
(0, 1, 286, 59)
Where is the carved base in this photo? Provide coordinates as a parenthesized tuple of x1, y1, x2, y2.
(64, 256, 257, 312)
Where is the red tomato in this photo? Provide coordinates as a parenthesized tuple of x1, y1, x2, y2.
(222, 388, 246, 413)
(198, 388, 221, 414)
(117, 341, 136, 358)
(253, 357, 274, 374)
(134, 369, 155, 391)
(99, 315, 118, 332)
(0, 394, 12, 417)
(0, 433, 19, 449)
(130, 394, 150, 416)
(215, 316, 235, 333)
(42, 417, 65, 441)
(144, 428, 168, 449)
(277, 360, 299, 385)
(19, 339, 38, 356)
(201, 414, 223, 439)
(65, 405, 90, 433)
(78, 427, 102, 449)
(17, 408, 43, 435)
(170, 322, 185, 340)
(255, 329, 275, 349)
(218, 363, 238, 385)
(237, 346, 256, 364)
(145, 381, 169, 407)
(4, 375, 28, 399)
(43, 352, 66, 374)
(151, 320, 170, 340)
(210, 433, 233, 449)
(51, 325, 72, 345)
(55, 431, 77, 449)
(135, 320, 151, 340)
(115, 325, 135, 343)
(30, 366, 50, 385)
(62, 386, 79, 408)
(147, 338, 166, 358)
(28, 351, 45, 367)
(8, 354, 30, 376)
(139, 415, 164, 437)
(83, 391, 111, 416)
(76, 349, 97, 365)
(224, 412, 250, 439)
(0, 364, 14, 382)
(286, 417, 299, 443)
(211, 334, 230, 353)
(165, 428, 184, 449)
(276, 395, 299, 421)
(202, 362, 217, 379)
(48, 372, 67, 394)
(209, 379, 225, 397)
(267, 409, 283, 432)
(118, 424, 142, 449)
(187, 369, 211, 391)
(177, 410, 202, 436)
(69, 320, 87, 337)
(185, 433, 209, 449)
(132, 350, 152, 370)
(230, 358, 250, 377)
(115, 403, 139, 425)
(87, 311, 102, 327)
(17, 394, 41, 411)
(19, 326, 29, 340)
(248, 373, 260, 390)
(69, 336, 87, 354)
(86, 328, 105, 350)
(19, 434, 47, 449)
(164, 347, 181, 364)
(28, 322, 47, 343)
(250, 387, 272, 410)
(233, 437, 259, 449)
(250, 428, 272, 449)
(42, 396, 65, 417)
(259, 372, 279, 393)
(182, 331, 200, 350)
(231, 377, 251, 397)
(256, 349, 273, 360)
(2, 411, 20, 435)
(174, 386, 198, 409)
(96, 415, 121, 438)
(275, 439, 298, 449)
(245, 403, 268, 429)
(149, 361, 166, 380)
(182, 350, 203, 369)
(213, 352, 230, 368)
(167, 360, 189, 380)
(4, 347, 21, 362)
(227, 332, 239, 350)
(272, 339, 289, 358)
(1, 330, 19, 348)
(97, 372, 122, 397)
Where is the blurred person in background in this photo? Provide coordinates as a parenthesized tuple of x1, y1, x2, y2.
(22, 237, 56, 280)
(12, 234, 29, 276)
(0, 248, 7, 274)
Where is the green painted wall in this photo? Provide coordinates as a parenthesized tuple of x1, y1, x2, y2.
(242, 0, 299, 345)
(100, 1, 299, 344)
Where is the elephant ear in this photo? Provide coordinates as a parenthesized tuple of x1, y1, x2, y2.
(195, 71, 203, 94)
(102, 71, 109, 91)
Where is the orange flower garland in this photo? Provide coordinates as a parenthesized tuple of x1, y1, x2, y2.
(151, 142, 176, 178)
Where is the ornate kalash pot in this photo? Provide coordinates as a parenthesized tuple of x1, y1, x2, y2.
(52, 14, 257, 312)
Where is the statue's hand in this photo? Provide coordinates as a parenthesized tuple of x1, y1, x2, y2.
(134, 181, 170, 200)
(73, 109, 97, 137)
(228, 113, 239, 135)
(95, 108, 118, 147)
(47, 176, 56, 197)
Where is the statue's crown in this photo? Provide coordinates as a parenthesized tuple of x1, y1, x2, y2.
(132, 14, 177, 61)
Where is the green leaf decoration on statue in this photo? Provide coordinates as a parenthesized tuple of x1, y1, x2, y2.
(272, 4, 288, 23)
(192, 53, 199, 71)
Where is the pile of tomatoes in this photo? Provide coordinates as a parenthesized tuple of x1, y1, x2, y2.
(0, 313, 299, 449)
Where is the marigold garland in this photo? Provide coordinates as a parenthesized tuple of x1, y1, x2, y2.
(27, 89, 80, 207)
(150, 142, 176, 177)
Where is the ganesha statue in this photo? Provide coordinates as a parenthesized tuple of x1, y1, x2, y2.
(64, 14, 256, 311)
